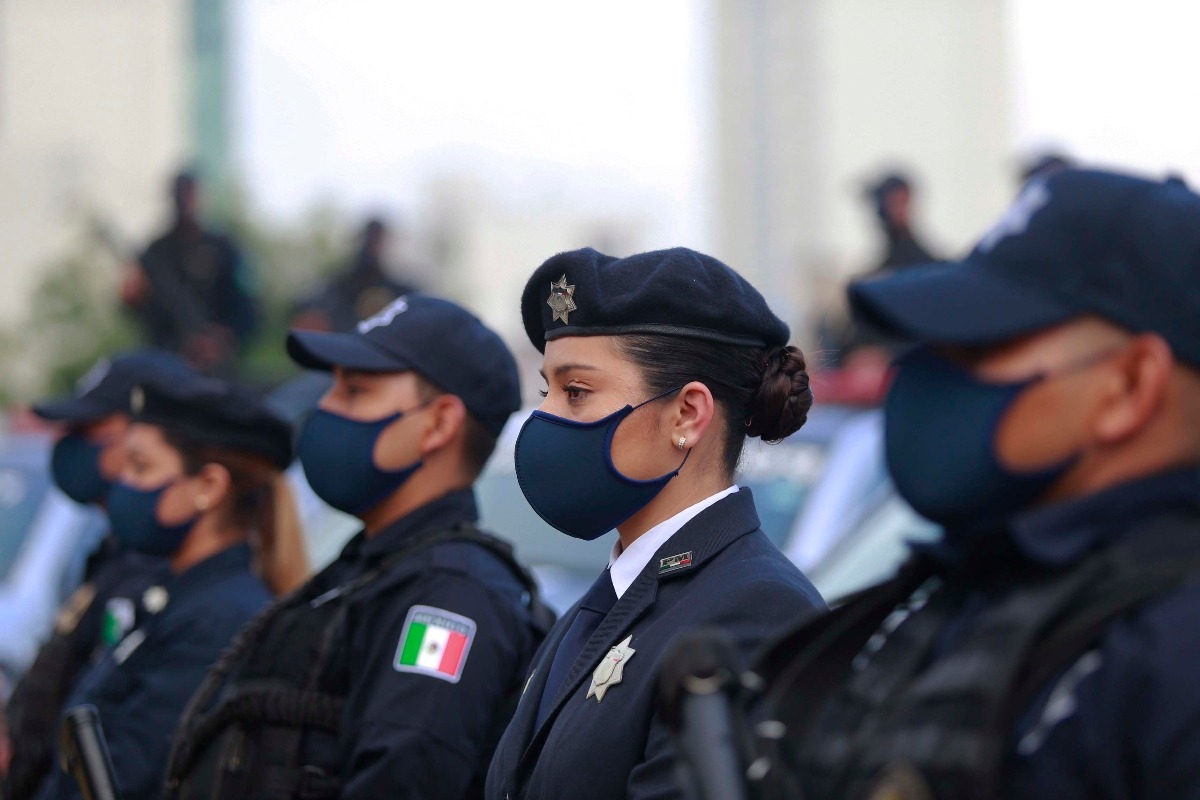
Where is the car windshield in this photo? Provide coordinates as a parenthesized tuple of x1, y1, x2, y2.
(737, 438, 829, 547)
(806, 497, 939, 602)
(0, 460, 51, 583)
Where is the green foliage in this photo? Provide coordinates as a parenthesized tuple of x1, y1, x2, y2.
(2, 193, 355, 403)
(13, 240, 139, 402)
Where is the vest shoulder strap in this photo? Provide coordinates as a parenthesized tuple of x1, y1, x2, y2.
(1006, 511, 1200, 727)
(367, 523, 556, 637)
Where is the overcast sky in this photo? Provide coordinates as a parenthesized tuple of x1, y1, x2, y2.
(234, 0, 1200, 239)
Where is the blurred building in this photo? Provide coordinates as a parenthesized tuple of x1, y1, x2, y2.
(713, 0, 1013, 338)
(0, 0, 231, 324)
(419, 174, 650, 400)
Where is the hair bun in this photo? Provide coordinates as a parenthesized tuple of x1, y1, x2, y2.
(745, 346, 814, 442)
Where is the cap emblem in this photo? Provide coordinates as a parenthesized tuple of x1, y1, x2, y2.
(76, 358, 112, 396)
(547, 274, 577, 324)
(357, 296, 409, 334)
(978, 179, 1050, 252)
(130, 386, 145, 414)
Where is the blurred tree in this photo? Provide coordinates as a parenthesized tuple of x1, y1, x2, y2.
(26, 242, 140, 400)
(0, 191, 353, 404)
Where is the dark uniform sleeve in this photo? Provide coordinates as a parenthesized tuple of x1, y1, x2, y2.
(51, 626, 225, 800)
(340, 573, 532, 800)
(1006, 585, 1200, 800)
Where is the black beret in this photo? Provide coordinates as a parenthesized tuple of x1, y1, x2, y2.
(521, 247, 790, 353)
(130, 374, 294, 469)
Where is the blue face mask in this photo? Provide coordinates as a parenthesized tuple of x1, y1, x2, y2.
(515, 389, 688, 541)
(884, 348, 1078, 531)
(107, 480, 199, 556)
(297, 408, 423, 516)
(51, 433, 111, 505)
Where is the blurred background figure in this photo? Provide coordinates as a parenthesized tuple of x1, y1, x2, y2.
(864, 171, 942, 274)
(290, 217, 418, 333)
(120, 171, 260, 376)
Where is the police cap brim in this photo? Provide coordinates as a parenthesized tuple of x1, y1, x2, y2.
(286, 330, 415, 373)
(30, 395, 114, 423)
(848, 260, 1077, 346)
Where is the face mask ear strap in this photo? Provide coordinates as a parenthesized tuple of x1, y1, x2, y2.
(672, 446, 692, 475)
(633, 384, 686, 411)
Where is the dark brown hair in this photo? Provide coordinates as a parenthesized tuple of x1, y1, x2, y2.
(618, 335, 814, 477)
(162, 430, 309, 594)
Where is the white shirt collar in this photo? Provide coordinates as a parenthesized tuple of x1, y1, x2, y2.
(607, 486, 739, 599)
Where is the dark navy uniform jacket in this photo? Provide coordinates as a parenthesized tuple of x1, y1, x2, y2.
(3, 548, 167, 800)
(922, 468, 1200, 800)
(296, 488, 539, 799)
(486, 488, 825, 800)
(36, 543, 269, 800)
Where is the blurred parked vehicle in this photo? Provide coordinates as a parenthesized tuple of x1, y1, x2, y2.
(0, 432, 105, 695)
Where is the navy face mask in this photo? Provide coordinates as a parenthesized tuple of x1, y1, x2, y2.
(515, 389, 688, 541)
(884, 348, 1079, 531)
(298, 408, 423, 516)
(51, 433, 111, 505)
(107, 480, 198, 557)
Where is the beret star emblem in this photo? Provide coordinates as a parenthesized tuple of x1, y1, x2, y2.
(547, 274, 578, 324)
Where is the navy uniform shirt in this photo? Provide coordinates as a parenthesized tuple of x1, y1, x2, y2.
(3, 549, 167, 800)
(295, 488, 539, 799)
(487, 488, 826, 800)
(915, 468, 1200, 800)
(37, 543, 269, 800)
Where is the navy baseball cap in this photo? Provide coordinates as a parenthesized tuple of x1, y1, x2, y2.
(522, 247, 789, 353)
(849, 168, 1200, 367)
(287, 294, 521, 437)
(33, 348, 194, 423)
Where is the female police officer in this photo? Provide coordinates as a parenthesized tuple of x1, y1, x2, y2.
(35, 372, 304, 800)
(486, 247, 826, 800)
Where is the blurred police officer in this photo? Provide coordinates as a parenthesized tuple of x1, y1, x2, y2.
(486, 248, 825, 800)
(36, 372, 299, 800)
(165, 294, 551, 800)
(744, 169, 1200, 800)
(123, 171, 259, 375)
(290, 217, 418, 334)
(3, 350, 189, 800)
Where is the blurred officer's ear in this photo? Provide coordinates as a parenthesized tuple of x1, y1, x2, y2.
(1091, 334, 1182, 446)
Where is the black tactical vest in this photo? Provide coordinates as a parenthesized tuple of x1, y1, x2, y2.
(162, 524, 553, 800)
(748, 512, 1200, 800)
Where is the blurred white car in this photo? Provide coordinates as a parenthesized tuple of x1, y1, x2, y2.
(0, 432, 106, 694)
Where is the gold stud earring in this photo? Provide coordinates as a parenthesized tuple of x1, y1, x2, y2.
(676, 436, 686, 450)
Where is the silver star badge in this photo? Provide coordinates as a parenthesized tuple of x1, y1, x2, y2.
(587, 635, 635, 702)
(546, 274, 577, 324)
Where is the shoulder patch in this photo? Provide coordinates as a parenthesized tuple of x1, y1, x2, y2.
(393, 604, 476, 683)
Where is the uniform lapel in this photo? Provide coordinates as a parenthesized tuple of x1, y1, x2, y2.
(515, 489, 764, 779)
(500, 601, 579, 781)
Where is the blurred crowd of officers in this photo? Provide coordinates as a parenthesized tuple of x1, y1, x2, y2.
(1, 158, 1198, 800)
(114, 171, 420, 380)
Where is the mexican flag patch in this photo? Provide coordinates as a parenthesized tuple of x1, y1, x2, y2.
(393, 605, 476, 683)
